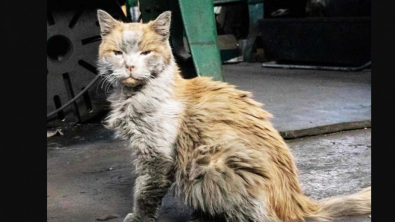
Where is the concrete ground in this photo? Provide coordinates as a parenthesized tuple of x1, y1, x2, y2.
(47, 63, 371, 222)
(222, 63, 371, 134)
(47, 125, 371, 222)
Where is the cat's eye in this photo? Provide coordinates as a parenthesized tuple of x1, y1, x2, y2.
(113, 50, 123, 55)
(140, 51, 152, 55)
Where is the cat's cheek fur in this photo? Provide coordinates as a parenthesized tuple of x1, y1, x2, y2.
(146, 54, 166, 77)
(97, 59, 112, 76)
(98, 55, 127, 79)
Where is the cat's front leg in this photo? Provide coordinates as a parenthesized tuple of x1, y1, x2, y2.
(124, 161, 174, 222)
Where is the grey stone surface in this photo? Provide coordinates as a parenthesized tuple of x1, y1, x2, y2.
(222, 63, 371, 132)
(47, 126, 371, 222)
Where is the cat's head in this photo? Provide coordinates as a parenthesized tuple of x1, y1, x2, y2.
(97, 10, 172, 88)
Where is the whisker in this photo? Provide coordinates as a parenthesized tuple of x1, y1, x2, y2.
(105, 78, 117, 95)
(103, 78, 112, 94)
(97, 76, 108, 92)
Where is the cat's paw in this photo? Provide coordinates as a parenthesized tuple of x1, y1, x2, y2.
(123, 213, 155, 222)
(188, 219, 203, 222)
(123, 213, 136, 222)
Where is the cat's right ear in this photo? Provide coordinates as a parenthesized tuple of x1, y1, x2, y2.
(97, 10, 120, 37)
(151, 11, 172, 40)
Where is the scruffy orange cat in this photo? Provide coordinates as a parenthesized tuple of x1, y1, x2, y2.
(97, 10, 371, 222)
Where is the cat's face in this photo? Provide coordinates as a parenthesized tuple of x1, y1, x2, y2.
(97, 10, 172, 88)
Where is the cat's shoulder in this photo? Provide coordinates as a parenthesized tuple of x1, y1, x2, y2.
(179, 76, 272, 121)
(180, 76, 264, 109)
(185, 76, 251, 97)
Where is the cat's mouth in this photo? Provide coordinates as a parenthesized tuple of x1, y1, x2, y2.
(121, 77, 138, 87)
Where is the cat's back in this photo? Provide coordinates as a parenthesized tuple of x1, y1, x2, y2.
(180, 76, 273, 127)
(176, 76, 284, 148)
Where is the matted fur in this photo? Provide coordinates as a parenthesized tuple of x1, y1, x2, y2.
(97, 10, 371, 222)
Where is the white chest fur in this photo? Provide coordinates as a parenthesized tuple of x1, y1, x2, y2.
(105, 66, 182, 159)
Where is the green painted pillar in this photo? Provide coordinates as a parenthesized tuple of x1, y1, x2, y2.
(244, 0, 264, 62)
(178, 0, 224, 81)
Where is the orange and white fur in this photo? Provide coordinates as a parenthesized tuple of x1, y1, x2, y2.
(97, 10, 371, 222)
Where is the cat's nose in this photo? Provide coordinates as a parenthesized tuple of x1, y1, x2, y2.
(126, 65, 135, 73)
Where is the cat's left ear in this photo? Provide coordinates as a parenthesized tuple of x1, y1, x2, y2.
(97, 10, 121, 37)
(151, 11, 172, 40)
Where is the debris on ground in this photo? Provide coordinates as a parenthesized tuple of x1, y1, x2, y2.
(96, 214, 120, 221)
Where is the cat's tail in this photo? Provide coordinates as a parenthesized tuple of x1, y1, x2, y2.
(307, 186, 371, 221)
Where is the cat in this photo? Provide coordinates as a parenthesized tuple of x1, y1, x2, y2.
(96, 10, 371, 222)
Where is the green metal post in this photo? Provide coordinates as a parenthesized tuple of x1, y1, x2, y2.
(177, 0, 224, 81)
(169, 0, 191, 61)
(244, 0, 264, 62)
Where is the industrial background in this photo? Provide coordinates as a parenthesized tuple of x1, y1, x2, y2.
(47, 0, 371, 221)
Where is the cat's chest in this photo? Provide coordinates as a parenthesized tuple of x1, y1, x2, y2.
(111, 97, 182, 158)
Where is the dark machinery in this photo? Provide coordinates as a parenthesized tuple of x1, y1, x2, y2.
(47, 0, 127, 126)
(260, 0, 371, 69)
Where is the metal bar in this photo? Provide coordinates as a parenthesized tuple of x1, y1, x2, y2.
(47, 75, 101, 119)
(213, 0, 263, 5)
(243, 1, 264, 62)
(170, 0, 191, 61)
(178, 0, 224, 81)
(125, 0, 139, 21)
(262, 61, 371, 72)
